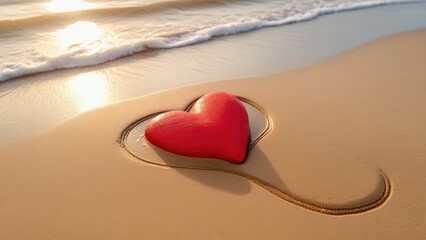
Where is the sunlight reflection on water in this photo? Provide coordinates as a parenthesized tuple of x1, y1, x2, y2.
(56, 21, 101, 49)
(68, 72, 109, 112)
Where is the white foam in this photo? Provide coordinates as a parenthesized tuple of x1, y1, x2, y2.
(0, 0, 420, 82)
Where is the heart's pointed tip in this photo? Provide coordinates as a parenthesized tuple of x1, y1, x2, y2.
(222, 156, 246, 164)
(217, 140, 250, 164)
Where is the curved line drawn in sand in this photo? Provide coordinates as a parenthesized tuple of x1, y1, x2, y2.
(119, 96, 391, 216)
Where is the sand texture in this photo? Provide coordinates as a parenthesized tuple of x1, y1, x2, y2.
(1, 30, 426, 239)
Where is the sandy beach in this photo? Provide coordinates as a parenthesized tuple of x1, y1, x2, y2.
(1, 2, 426, 146)
(1, 29, 425, 239)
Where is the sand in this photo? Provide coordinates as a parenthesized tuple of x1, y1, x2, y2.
(1, 30, 426, 239)
(2, 2, 426, 146)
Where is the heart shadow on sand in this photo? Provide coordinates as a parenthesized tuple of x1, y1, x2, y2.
(119, 95, 391, 215)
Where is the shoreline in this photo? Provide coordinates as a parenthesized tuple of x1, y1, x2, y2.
(1, 1, 424, 83)
(1, 2, 426, 145)
(1, 29, 426, 239)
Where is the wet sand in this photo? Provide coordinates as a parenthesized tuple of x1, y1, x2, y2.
(1, 30, 426, 239)
(1, 2, 426, 145)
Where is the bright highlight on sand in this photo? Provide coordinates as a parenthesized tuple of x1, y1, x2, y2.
(56, 21, 101, 49)
(68, 72, 108, 112)
(46, 0, 96, 12)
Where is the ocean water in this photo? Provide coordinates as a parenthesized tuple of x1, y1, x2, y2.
(1, 0, 426, 145)
(0, 0, 423, 82)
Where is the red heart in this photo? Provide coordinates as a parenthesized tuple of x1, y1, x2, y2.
(144, 92, 250, 164)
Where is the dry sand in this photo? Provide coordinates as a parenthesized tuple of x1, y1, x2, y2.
(1, 30, 426, 239)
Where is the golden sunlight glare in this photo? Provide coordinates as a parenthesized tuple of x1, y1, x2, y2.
(68, 72, 108, 112)
(46, 0, 96, 12)
(56, 21, 101, 48)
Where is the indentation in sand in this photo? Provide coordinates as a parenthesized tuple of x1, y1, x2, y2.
(120, 96, 390, 215)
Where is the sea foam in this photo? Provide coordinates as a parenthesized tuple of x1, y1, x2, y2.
(0, 0, 420, 82)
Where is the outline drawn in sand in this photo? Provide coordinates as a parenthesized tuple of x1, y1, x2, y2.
(119, 95, 391, 216)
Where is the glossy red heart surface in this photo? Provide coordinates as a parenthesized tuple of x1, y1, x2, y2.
(144, 92, 250, 163)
